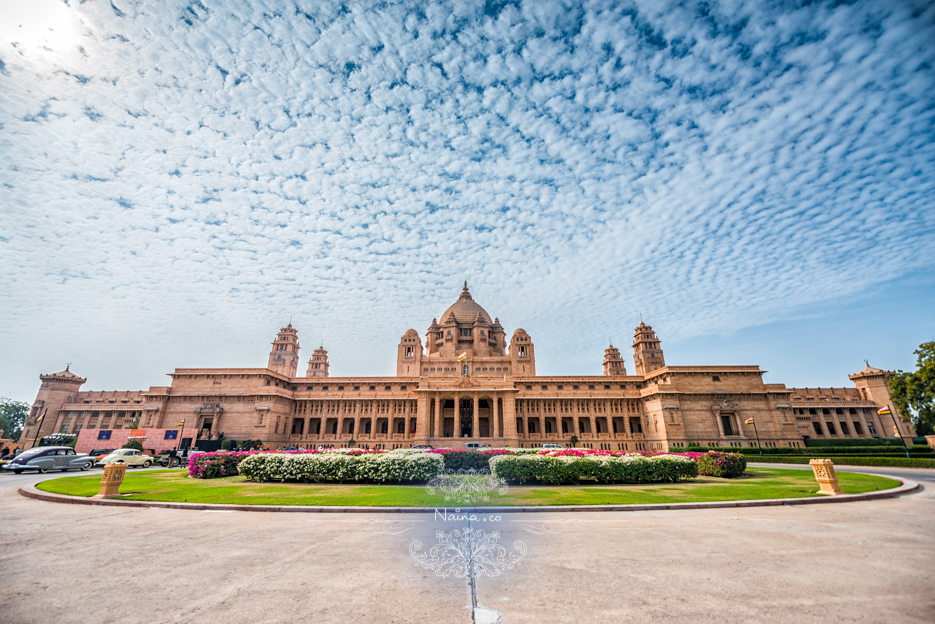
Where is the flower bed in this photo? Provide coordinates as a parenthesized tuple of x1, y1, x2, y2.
(695, 451, 747, 478)
(187, 451, 256, 479)
(489, 453, 698, 484)
(237, 450, 444, 483)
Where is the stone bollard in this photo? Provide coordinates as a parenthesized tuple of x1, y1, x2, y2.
(92, 462, 128, 499)
(809, 459, 841, 496)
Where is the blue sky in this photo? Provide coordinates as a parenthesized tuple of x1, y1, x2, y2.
(1, 0, 933, 404)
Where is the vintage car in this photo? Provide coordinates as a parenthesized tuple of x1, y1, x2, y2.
(2, 446, 95, 474)
(95, 449, 153, 468)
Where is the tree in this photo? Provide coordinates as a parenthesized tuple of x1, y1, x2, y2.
(122, 440, 144, 452)
(888, 341, 935, 437)
(569, 435, 579, 448)
(0, 398, 28, 442)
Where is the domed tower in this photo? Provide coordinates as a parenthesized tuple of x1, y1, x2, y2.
(633, 322, 665, 376)
(603, 344, 627, 376)
(396, 329, 423, 376)
(306, 346, 330, 378)
(510, 329, 536, 377)
(22, 366, 87, 448)
(268, 324, 299, 377)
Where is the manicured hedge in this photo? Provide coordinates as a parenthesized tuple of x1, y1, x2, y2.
(695, 452, 746, 478)
(237, 451, 444, 483)
(427, 449, 491, 471)
(682, 445, 931, 456)
(803, 438, 907, 448)
(489, 453, 698, 485)
(746, 455, 935, 468)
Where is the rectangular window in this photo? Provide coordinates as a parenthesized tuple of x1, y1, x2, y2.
(853, 421, 863, 435)
(712, 376, 720, 382)
(866, 421, 878, 436)
(826, 421, 836, 435)
(839, 421, 849, 435)
(812, 422, 823, 435)
(721, 415, 736, 436)
(97, 430, 112, 440)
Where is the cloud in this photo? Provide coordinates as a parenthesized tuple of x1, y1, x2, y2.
(0, 0, 933, 398)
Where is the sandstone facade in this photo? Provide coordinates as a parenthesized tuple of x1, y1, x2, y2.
(21, 285, 917, 450)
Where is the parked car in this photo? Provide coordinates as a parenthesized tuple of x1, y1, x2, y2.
(89, 448, 116, 459)
(465, 442, 490, 449)
(410, 445, 434, 450)
(95, 449, 153, 468)
(542, 444, 564, 449)
(2, 446, 95, 474)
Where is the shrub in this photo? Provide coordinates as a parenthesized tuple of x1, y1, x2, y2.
(489, 453, 697, 485)
(695, 451, 746, 478)
(237, 450, 444, 483)
(427, 449, 491, 471)
(121, 440, 144, 452)
(187, 451, 255, 479)
(220, 439, 233, 451)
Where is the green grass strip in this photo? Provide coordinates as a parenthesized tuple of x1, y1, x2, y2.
(35, 468, 899, 507)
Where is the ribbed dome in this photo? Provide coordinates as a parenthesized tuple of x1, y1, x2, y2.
(441, 282, 492, 324)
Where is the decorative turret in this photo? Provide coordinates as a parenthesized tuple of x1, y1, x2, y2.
(396, 329, 423, 376)
(633, 322, 665, 376)
(510, 329, 536, 377)
(306, 346, 330, 378)
(268, 324, 299, 377)
(603, 344, 627, 376)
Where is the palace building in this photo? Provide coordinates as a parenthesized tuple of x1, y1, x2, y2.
(21, 283, 916, 451)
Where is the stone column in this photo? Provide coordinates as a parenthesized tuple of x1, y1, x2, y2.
(572, 400, 581, 440)
(493, 397, 500, 438)
(353, 400, 361, 444)
(370, 400, 377, 446)
(434, 397, 442, 441)
(473, 395, 480, 438)
(589, 400, 597, 440)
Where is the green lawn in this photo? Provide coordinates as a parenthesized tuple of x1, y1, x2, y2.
(35, 467, 900, 507)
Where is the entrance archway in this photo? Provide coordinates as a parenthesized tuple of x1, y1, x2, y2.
(459, 398, 473, 437)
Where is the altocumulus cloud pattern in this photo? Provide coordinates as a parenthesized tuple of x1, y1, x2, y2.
(0, 0, 934, 394)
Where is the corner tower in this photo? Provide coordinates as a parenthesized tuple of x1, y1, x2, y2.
(21, 366, 86, 448)
(306, 346, 330, 378)
(633, 322, 665, 376)
(268, 324, 299, 377)
(603, 344, 627, 376)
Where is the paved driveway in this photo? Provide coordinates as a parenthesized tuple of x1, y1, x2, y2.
(1, 466, 932, 623)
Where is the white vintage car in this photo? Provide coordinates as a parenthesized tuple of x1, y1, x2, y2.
(2, 446, 95, 474)
(94, 449, 154, 468)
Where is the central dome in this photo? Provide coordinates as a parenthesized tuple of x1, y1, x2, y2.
(441, 282, 492, 324)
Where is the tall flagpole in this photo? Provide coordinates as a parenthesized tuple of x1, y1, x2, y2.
(747, 417, 763, 456)
(31, 410, 46, 448)
(881, 405, 910, 459)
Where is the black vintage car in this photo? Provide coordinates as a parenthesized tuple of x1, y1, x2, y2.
(3, 446, 95, 474)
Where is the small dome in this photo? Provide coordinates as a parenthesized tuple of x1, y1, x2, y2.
(440, 282, 492, 324)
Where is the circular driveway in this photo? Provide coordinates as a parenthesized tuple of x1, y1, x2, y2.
(1, 465, 933, 623)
